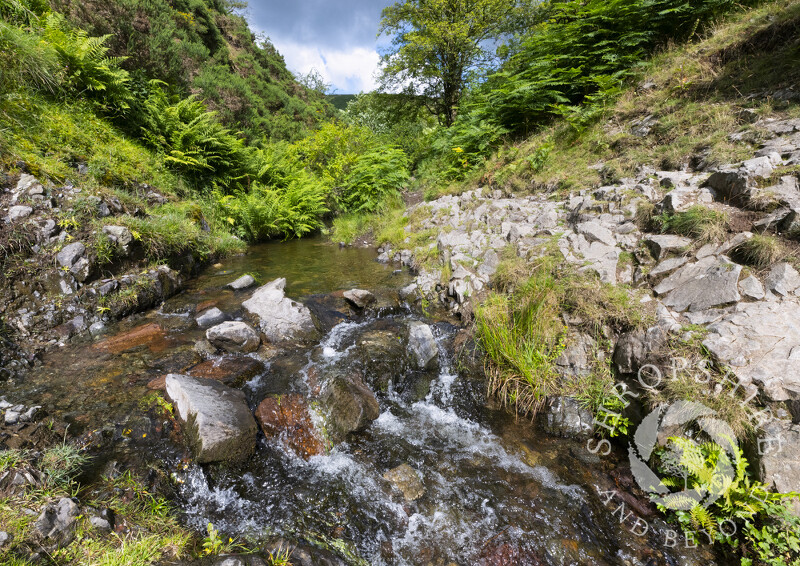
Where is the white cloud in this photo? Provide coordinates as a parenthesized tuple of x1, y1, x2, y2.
(271, 40, 381, 94)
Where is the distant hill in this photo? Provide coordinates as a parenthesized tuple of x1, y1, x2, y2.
(50, 0, 333, 141)
(327, 94, 358, 111)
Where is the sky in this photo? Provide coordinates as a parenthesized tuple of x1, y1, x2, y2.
(243, 0, 396, 94)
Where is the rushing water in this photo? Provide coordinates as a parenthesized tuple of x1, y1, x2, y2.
(3, 237, 727, 565)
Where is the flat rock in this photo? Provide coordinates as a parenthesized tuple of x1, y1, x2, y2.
(649, 256, 689, 280)
(255, 394, 325, 459)
(383, 463, 425, 501)
(188, 356, 265, 386)
(759, 420, 800, 516)
(343, 289, 376, 309)
(242, 278, 316, 342)
(165, 374, 256, 463)
(407, 321, 438, 370)
(576, 220, 616, 247)
(662, 257, 742, 312)
(703, 300, 800, 401)
(644, 235, 692, 260)
(93, 323, 169, 354)
(228, 274, 256, 290)
(206, 321, 260, 353)
(196, 307, 226, 329)
(7, 205, 33, 222)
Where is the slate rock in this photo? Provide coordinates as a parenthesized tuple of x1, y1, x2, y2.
(242, 278, 316, 342)
(542, 396, 594, 438)
(662, 257, 742, 312)
(196, 307, 226, 329)
(765, 263, 800, 297)
(56, 242, 85, 268)
(206, 321, 260, 353)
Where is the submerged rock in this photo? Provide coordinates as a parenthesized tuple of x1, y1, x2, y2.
(206, 321, 260, 353)
(383, 463, 425, 501)
(243, 278, 316, 342)
(165, 374, 257, 463)
(196, 307, 227, 329)
(255, 394, 325, 459)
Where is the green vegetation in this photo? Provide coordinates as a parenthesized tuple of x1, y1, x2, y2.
(660, 206, 730, 243)
(475, 255, 649, 416)
(730, 235, 786, 269)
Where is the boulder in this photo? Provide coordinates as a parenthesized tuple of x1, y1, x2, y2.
(242, 278, 316, 342)
(739, 275, 765, 301)
(576, 220, 616, 247)
(165, 374, 256, 463)
(196, 307, 226, 329)
(343, 289, 376, 309)
(554, 333, 595, 378)
(255, 394, 325, 459)
(228, 274, 256, 290)
(56, 242, 86, 268)
(765, 263, 800, 297)
(102, 226, 133, 256)
(319, 373, 380, 443)
(643, 235, 692, 261)
(6, 205, 32, 222)
(35, 497, 79, 540)
(383, 464, 425, 501)
(659, 257, 742, 312)
(407, 321, 438, 370)
(649, 256, 689, 280)
(542, 396, 594, 438)
(206, 321, 260, 353)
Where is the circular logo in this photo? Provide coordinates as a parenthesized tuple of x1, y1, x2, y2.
(629, 401, 739, 510)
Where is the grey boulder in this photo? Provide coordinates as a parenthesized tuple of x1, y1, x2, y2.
(242, 278, 316, 342)
(658, 256, 742, 312)
(196, 307, 227, 329)
(206, 321, 260, 353)
(343, 288, 376, 308)
(407, 321, 438, 370)
(228, 274, 256, 290)
(165, 374, 257, 463)
(6, 205, 33, 222)
(56, 242, 86, 268)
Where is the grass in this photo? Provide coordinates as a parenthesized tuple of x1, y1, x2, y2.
(730, 234, 785, 268)
(658, 205, 729, 243)
(475, 255, 650, 416)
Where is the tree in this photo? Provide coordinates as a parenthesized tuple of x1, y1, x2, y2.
(378, 0, 524, 126)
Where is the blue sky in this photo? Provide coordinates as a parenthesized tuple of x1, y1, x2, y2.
(243, 0, 395, 94)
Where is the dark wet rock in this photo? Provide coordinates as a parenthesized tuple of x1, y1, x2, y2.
(255, 394, 325, 459)
(243, 278, 316, 342)
(613, 327, 667, 375)
(383, 463, 424, 501)
(343, 288, 376, 308)
(188, 355, 265, 387)
(228, 274, 256, 290)
(355, 323, 410, 392)
(658, 256, 742, 312)
(196, 307, 227, 329)
(56, 242, 85, 268)
(542, 396, 593, 438)
(407, 321, 438, 370)
(35, 497, 79, 541)
(165, 374, 257, 463)
(54, 315, 87, 340)
(319, 372, 380, 443)
(206, 321, 260, 353)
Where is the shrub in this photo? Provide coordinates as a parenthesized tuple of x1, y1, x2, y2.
(730, 235, 784, 269)
(339, 147, 410, 213)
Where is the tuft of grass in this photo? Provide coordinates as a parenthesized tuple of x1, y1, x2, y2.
(476, 257, 650, 417)
(730, 234, 785, 269)
(658, 205, 729, 243)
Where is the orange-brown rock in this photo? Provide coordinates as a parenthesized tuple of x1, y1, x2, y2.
(255, 394, 325, 459)
(188, 356, 265, 386)
(93, 323, 171, 354)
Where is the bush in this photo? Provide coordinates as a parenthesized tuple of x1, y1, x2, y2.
(339, 147, 410, 213)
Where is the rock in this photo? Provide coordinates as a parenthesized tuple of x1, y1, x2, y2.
(554, 333, 595, 378)
(196, 307, 226, 329)
(649, 256, 689, 280)
(102, 226, 133, 255)
(15, 173, 42, 199)
(35, 497, 79, 540)
(399, 283, 418, 301)
(765, 263, 800, 297)
(741, 156, 774, 178)
(643, 235, 692, 260)
(228, 274, 256, 290)
(56, 242, 86, 268)
(576, 220, 616, 247)
(319, 373, 380, 443)
(94, 323, 167, 354)
(706, 170, 750, 206)
(70, 256, 92, 282)
(206, 321, 260, 353)
(255, 394, 325, 459)
(0, 531, 11, 548)
(542, 396, 593, 438)
(739, 275, 765, 301)
(242, 278, 316, 342)
(657, 257, 742, 312)
(89, 321, 106, 336)
(6, 205, 33, 222)
(383, 464, 425, 501)
(343, 289, 376, 309)
(5, 410, 20, 425)
(407, 321, 438, 370)
(165, 374, 257, 463)
(758, 420, 800, 516)
(187, 355, 265, 387)
(89, 516, 111, 531)
(703, 300, 800, 401)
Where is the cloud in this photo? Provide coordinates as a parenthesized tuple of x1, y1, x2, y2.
(272, 40, 381, 94)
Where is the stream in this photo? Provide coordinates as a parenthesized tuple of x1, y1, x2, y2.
(3, 238, 726, 566)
